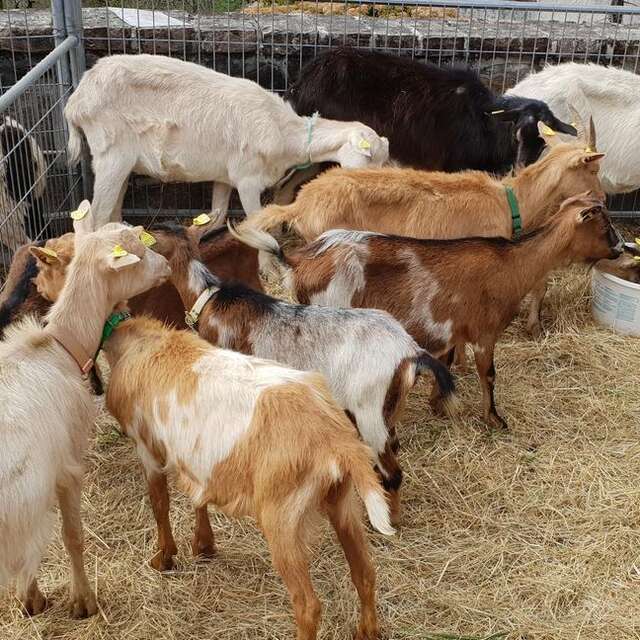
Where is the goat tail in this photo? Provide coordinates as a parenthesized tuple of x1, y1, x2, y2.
(227, 220, 293, 283)
(66, 120, 84, 168)
(244, 203, 298, 234)
(339, 445, 395, 536)
(414, 351, 460, 416)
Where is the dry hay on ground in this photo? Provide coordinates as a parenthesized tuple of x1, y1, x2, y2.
(244, 1, 459, 19)
(1, 265, 640, 640)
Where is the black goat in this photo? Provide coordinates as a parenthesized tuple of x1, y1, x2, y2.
(287, 47, 576, 175)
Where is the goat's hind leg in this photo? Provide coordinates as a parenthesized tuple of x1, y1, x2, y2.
(191, 505, 216, 560)
(91, 153, 134, 226)
(429, 348, 455, 414)
(57, 479, 97, 618)
(526, 277, 548, 338)
(261, 504, 322, 640)
(16, 574, 47, 617)
(472, 342, 507, 430)
(326, 482, 380, 640)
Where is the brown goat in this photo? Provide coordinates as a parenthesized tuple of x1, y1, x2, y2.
(234, 193, 624, 429)
(244, 122, 605, 338)
(1, 220, 261, 334)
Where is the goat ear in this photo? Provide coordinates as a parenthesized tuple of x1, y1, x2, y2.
(117, 227, 146, 258)
(353, 136, 373, 158)
(579, 205, 602, 222)
(30, 246, 59, 266)
(582, 152, 605, 164)
(70, 200, 94, 236)
(106, 248, 142, 271)
(537, 121, 563, 147)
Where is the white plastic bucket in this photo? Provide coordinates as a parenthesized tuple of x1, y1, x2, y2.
(591, 267, 640, 337)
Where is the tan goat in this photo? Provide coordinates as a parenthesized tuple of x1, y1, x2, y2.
(244, 120, 605, 338)
(0, 208, 170, 616)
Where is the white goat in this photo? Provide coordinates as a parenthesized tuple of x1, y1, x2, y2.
(0, 207, 170, 616)
(509, 62, 640, 194)
(64, 54, 389, 227)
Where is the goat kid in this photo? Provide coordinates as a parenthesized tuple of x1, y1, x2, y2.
(34, 237, 395, 640)
(144, 219, 456, 525)
(64, 54, 389, 227)
(0, 211, 170, 617)
(235, 193, 624, 429)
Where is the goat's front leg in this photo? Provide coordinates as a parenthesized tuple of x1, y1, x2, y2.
(145, 470, 178, 571)
(56, 480, 98, 618)
(211, 182, 232, 217)
(191, 505, 216, 560)
(237, 178, 264, 216)
(472, 342, 507, 430)
(526, 277, 548, 338)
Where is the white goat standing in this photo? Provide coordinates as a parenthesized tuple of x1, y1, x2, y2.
(508, 62, 640, 194)
(0, 206, 170, 616)
(64, 54, 389, 227)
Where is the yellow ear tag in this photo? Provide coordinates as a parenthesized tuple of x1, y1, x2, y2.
(541, 124, 556, 136)
(41, 247, 58, 258)
(140, 230, 156, 247)
(358, 138, 371, 150)
(70, 200, 91, 220)
(112, 245, 128, 258)
(584, 146, 596, 153)
(193, 213, 211, 226)
(635, 238, 640, 246)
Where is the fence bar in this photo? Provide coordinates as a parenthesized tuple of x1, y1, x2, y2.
(0, 35, 78, 113)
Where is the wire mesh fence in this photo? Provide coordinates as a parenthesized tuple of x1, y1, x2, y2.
(0, 0, 639, 270)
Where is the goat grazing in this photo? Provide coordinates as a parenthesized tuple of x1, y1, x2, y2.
(64, 54, 389, 227)
(143, 220, 456, 524)
(33, 223, 395, 640)
(509, 62, 640, 194)
(0, 117, 47, 252)
(246, 120, 605, 337)
(235, 193, 624, 429)
(0, 209, 170, 617)
(287, 47, 575, 174)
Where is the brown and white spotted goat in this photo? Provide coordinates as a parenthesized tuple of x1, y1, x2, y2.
(235, 192, 624, 429)
(34, 218, 395, 640)
(143, 220, 456, 524)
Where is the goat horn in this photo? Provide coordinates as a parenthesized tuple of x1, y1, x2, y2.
(587, 115, 597, 151)
(567, 103, 586, 141)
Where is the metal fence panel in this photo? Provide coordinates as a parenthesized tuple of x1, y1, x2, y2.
(0, 0, 639, 266)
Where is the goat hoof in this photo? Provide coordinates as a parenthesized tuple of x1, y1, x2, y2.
(526, 322, 543, 339)
(486, 414, 509, 431)
(20, 591, 48, 617)
(150, 550, 175, 572)
(192, 540, 217, 561)
(353, 625, 381, 640)
(69, 591, 98, 619)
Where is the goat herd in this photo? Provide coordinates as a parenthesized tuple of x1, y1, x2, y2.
(1, 47, 639, 639)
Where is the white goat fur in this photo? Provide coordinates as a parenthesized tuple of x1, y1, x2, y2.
(509, 62, 640, 194)
(64, 54, 389, 227)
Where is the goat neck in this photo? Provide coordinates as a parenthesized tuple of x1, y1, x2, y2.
(45, 253, 113, 369)
(494, 214, 578, 301)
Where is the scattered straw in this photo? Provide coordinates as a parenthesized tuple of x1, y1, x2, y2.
(1, 262, 639, 639)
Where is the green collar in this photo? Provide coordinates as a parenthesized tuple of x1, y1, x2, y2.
(100, 310, 131, 348)
(505, 186, 522, 240)
(294, 111, 319, 170)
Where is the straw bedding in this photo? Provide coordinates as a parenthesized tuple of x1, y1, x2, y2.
(1, 259, 639, 640)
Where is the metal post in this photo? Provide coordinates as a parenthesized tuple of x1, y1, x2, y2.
(62, 0, 90, 199)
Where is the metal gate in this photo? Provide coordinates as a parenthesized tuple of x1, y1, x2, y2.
(1, 0, 639, 270)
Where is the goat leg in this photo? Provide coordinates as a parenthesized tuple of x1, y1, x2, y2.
(56, 480, 98, 618)
(145, 470, 179, 571)
(429, 348, 455, 414)
(16, 576, 47, 617)
(191, 505, 216, 560)
(526, 277, 548, 338)
(473, 343, 508, 430)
